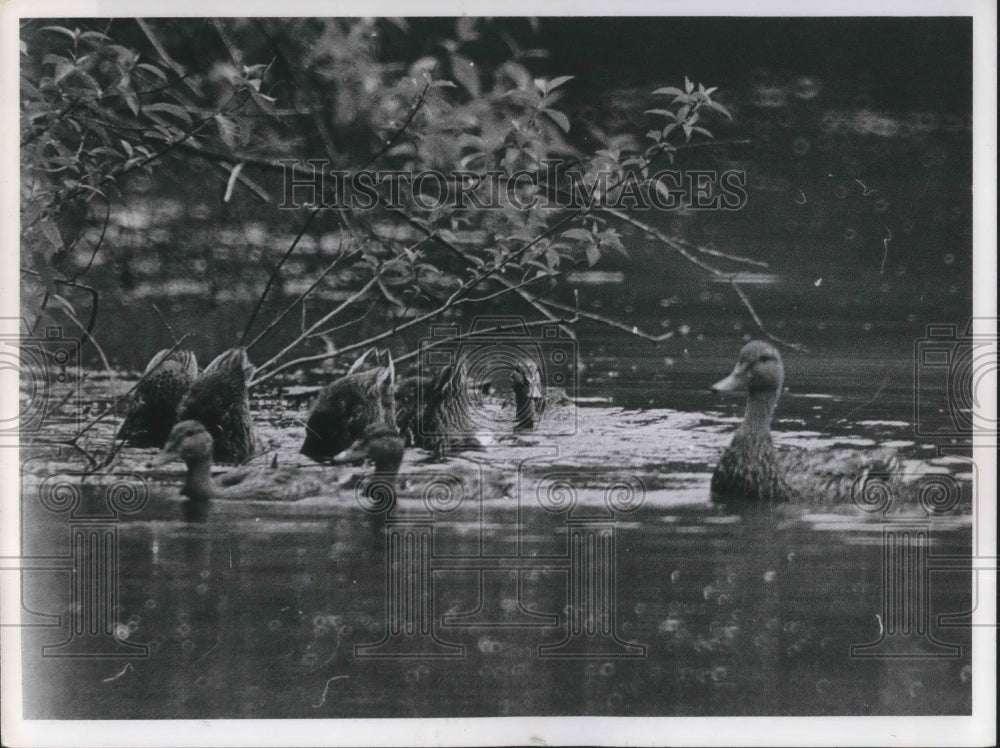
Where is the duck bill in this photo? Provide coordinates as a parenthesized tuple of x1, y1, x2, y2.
(332, 442, 366, 464)
(148, 448, 180, 467)
(711, 370, 743, 393)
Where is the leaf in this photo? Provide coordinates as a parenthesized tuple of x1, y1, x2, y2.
(652, 87, 684, 97)
(145, 102, 191, 122)
(544, 247, 560, 268)
(221, 162, 243, 203)
(119, 139, 133, 158)
(685, 76, 694, 93)
(40, 217, 64, 252)
(247, 86, 277, 116)
(31, 249, 58, 295)
(119, 84, 140, 116)
(707, 100, 734, 119)
(562, 228, 592, 242)
(450, 53, 480, 97)
(585, 245, 601, 267)
(136, 62, 168, 81)
(430, 79, 457, 88)
(50, 294, 78, 319)
(543, 108, 570, 133)
(40, 26, 77, 41)
(215, 114, 238, 149)
(79, 30, 111, 42)
(52, 60, 77, 85)
(546, 75, 574, 92)
(655, 180, 674, 204)
(644, 109, 677, 119)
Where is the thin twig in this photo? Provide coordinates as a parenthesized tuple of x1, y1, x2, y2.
(392, 310, 582, 367)
(150, 303, 182, 346)
(245, 240, 360, 353)
(250, 275, 382, 383)
(238, 82, 432, 347)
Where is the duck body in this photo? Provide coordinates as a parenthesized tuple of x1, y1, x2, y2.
(177, 347, 256, 464)
(710, 340, 899, 507)
(153, 420, 401, 521)
(712, 431, 797, 505)
(301, 349, 395, 461)
(118, 349, 198, 447)
(395, 361, 482, 455)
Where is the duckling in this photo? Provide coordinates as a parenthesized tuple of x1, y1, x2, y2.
(150, 420, 344, 521)
(177, 347, 256, 464)
(301, 349, 395, 461)
(710, 340, 900, 507)
(332, 423, 406, 477)
(117, 348, 198, 447)
(395, 360, 482, 455)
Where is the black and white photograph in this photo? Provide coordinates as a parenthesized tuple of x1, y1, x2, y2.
(1, 3, 996, 746)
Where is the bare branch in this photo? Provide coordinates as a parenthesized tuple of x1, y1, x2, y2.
(239, 82, 432, 347)
(250, 274, 383, 384)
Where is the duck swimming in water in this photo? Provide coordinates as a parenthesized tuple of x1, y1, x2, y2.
(710, 340, 899, 507)
(300, 349, 396, 461)
(177, 347, 256, 464)
(332, 422, 406, 473)
(152, 420, 404, 521)
(118, 348, 198, 447)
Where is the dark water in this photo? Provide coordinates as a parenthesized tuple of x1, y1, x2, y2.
(18, 486, 974, 718)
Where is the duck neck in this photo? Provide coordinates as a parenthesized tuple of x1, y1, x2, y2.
(373, 456, 402, 480)
(182, 458, 215, 503)
(737, 388, 779, 440)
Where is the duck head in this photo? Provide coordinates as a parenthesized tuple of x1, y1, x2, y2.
(144, 347, 198, 378)
(712, 340, 784, 394)
(332, 423, 405, 475)
(203, 347, 255, 381)
(712, 341, 785, 436)
(149, 420, 214, 467)
(148, 420, 216, 509)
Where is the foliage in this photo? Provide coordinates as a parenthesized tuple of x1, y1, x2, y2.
(20, 17, 767, 393)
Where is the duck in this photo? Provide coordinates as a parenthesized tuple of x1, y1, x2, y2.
(151, 420, 404, 521)
(394, 360, 483, 456)
(176, 347, 256, 464)
(332, 422, 406, 498)
(300, 348, 396, 461)
(117, 348, 198, 447)
(710, 340, 900, 507)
